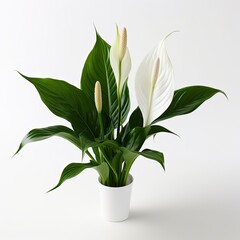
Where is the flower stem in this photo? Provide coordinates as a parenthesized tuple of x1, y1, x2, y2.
(98, 113, 104, 141)
(117, 61, 122, 137)
(101, 150, 119, 184)
(98, 147, 103, 163)
(117, 97, 122, 137)
(86, 150, 95, 162)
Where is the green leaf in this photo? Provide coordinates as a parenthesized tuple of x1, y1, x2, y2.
(129, 107, 143, 129)
(81, 137, 120, 185)
(120, 81, 131, 124)
(119, 124, 177, 153)
(154, 86, 227, 122)
(78, 135, 100, 159)
(14, 125, 82, 156)
(123, 126, 150, 151)
(18, 72, 99, 139)
(120, 148, 139, 185)
(121, 148, 165, 170)
(111, 150, 124, 176)
(147, 125, 179, 138)
(140, 149, 165, 170)
(120, 147, 165, 185)
(99, 147, 119, 183)
(48, 161, 97, 192)
(95, 162, 109, 185)
(79, 134, 119, 160)
(80, 31, 130, 128)
(80, 32, 117, 127)
(117, 107, 143, 145)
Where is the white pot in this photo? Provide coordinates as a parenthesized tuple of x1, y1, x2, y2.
(98, 175, 133, 222)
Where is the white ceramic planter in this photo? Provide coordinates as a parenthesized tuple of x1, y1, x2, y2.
(98, 175, 133, 222)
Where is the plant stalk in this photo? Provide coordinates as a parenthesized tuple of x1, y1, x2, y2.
(117, 61, 122, 137)
(101, 150, 119, 185)
(117, 97, 122, 137)
(98, 113, 104, 141)
(98, 147, 103, 163)
(86, 150, 95, 161)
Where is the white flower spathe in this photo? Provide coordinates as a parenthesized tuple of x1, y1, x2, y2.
(135, 31, 178, 126)
(110, 26, 131, 96)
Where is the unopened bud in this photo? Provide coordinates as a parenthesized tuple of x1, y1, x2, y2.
(94, 81, 102, 113)
(119, 27, 127, 61)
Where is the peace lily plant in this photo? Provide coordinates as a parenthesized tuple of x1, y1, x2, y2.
(15, 26, 226, 192)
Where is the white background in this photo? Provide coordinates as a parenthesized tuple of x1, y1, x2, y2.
(0, 0, 239, 239)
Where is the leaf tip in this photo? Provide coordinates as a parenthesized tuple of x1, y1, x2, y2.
(221, 90, 228, 100)
(174, 132, 181, 138)
(15, 70, 23, 77)
(12, 144, 22, 158)
(93, 23, 98, 35)
(46, 185, 58, 193)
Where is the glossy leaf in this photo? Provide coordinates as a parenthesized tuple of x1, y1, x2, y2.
(48, 161, 97, 192)
(95, 162, 109, 185)
(18, 72, 99, 139)
(14, 125, 82, 155)
(120, 81, 131, 124)
(117, 107, 143, 145)
(147, 125, 178, 138)
(154, 86, 227, 122)
(120, 148, 139, 185)
(120, 123, 176, 151)
(111, 150, 124, 176)
(81, 32, 117, 122)
(140, 149, 165, 170)
(120, 147, 165, 185)
(99, 148, 119, 184)
(129, 107, 143, 129)
(123, 126, 150, 151)
(81, 32, 130, 128)
(79, 135, 119, 158)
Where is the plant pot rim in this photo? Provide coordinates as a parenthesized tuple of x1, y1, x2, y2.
(98, 174, 134, 189)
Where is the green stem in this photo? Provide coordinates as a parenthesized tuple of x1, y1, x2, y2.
(117, 61, 122, 137)
(98, 147, 103, 163)
(98, 113, 104, 141)
(101, 150, 119, 184)
(110, 130, 114, 140)
(117, 97, 122, 137)
(121, 159, 135, 186)
(86, 150, 95, 161)
(117, 61, 122, 97)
